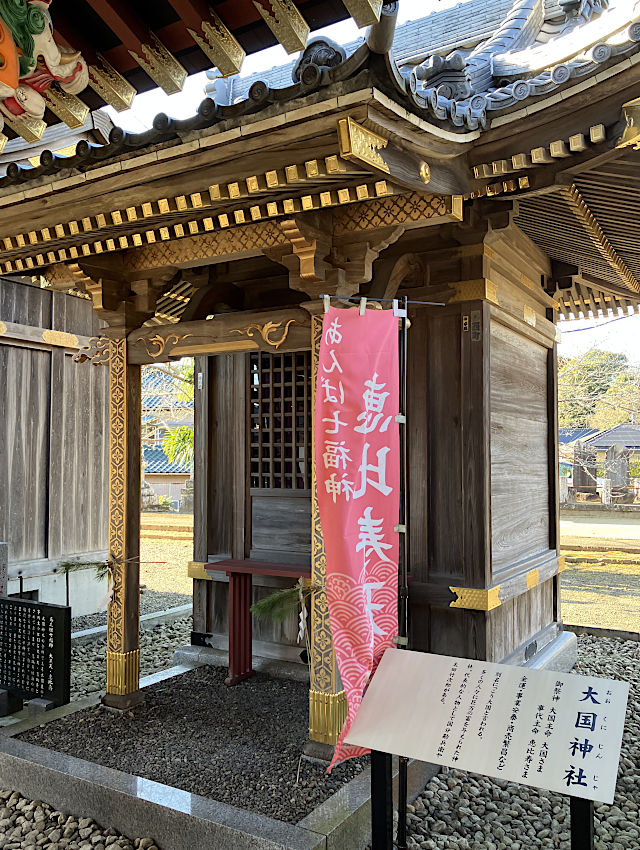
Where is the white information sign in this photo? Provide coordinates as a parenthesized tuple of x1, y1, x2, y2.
(345, 649, 629, 804)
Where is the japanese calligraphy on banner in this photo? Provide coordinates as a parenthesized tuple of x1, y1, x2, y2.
(346, 649, 630, 804)
(315, 306, 400, 768)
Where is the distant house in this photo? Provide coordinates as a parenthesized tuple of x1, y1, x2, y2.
(558, 428, 598, 446)
(583, 423, 640, 453)
(141, 366, 193, 508)
(142, 445, 191, 505)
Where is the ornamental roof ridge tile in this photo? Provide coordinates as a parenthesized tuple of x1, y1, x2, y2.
(1, 0, 639, 188)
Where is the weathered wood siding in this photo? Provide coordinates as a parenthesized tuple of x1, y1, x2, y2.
(0, 279, 108, 564)
(490, 322, 549, 578)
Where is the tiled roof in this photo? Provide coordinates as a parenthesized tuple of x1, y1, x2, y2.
(2, 0, 639, 188)
(143, 445, 191, 475)
(142, 368, 193, 414)
(584, 423, 640, 449)
(559, 427, 599, 444)
(205, 0, 516, 104)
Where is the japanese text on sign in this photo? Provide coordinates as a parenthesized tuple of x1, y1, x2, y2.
(346, 649, 629, 804)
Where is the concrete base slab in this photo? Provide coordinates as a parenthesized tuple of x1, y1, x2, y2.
(0, 736, 327, 850)
(71, 604, 192, 646)
(525, 630, 577, 673)
(27, 698, 54, 715)
(174, 644, 310, 684)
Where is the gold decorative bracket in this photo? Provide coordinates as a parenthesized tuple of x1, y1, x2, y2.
(450, 585, 502, 611)
(253, 0, 309, 54)
(42, 88, 90, 130)
(618, 95, 640, 151)
(342, 0, 383, 27)
(129, 33, 187, 95)
(1, 112, 46, 144)
(89, 56, 136, 112)
(74, 335, 111, 364)
(188, 561, 210, 580)
(449, 279, 500, 305)
(188, 11, 246, 77)
(338, 117, 390, 173)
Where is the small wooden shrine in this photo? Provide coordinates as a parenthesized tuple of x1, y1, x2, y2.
(0, 0, 639, 750)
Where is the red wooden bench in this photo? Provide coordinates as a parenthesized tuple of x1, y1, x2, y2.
(205, 559, 311, 686)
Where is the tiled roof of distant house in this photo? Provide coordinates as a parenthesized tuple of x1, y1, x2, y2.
(142, 367, 193, 416)
(143, 445, 191, 475)
(584, 423, 640, 450)
(559, 427, 599, 444)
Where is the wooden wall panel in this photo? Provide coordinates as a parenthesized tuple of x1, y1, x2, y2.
(0, 279, 51, 327)
(0, 281, 108, 566)
(407, 308, 429, 583)
(250, 492, 311, 565)
(490, 321, 549, 577)
(0, 345, 50, 561)
(48, 351, 108, 557)
(485, 580, 555, 662)
(426, 310, 464, 582)
(52, 291, 103, 337)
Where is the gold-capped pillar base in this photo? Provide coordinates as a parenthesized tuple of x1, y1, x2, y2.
(309, 689, 348, 746)
(89, 57, 136, 112)
(105, 649, 140, 695)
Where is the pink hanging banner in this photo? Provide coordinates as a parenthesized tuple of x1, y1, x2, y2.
(315, 305, 400, 768)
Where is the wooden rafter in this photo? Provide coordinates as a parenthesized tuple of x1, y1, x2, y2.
(84, 0, 187, 94)
(565, 184, 640, 295)
(165, 0, 245, 76)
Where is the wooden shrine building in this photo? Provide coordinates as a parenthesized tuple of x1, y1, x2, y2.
(1, 0, 640, 749)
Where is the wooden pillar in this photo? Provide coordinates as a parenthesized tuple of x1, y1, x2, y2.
(104, 337, 142, 707)
(307, 314, 347, 748)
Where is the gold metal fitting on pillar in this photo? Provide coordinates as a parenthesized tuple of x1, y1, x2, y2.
(106, 649, 140, 695)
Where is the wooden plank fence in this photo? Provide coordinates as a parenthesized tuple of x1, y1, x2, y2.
(0, 277, 108, 566)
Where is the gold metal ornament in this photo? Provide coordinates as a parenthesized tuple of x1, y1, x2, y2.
(338, 116, 390, 173)
(230, 319, 297, 349)
(253, 0, 309, 54)
(341, 0, 383, 27)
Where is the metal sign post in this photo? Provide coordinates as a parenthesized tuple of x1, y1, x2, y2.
(571, 797, 595, 850)
(371, 295, 410, 850)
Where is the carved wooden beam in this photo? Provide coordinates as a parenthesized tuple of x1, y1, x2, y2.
(617, 95, 640, 151)
(367, 253, 424, 299)
(77, 257, 181, 333)
(125, 307, 311, 364)
(338, 116, 468, 195)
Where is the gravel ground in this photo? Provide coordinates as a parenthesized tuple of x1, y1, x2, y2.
(71, 590, 190, 632)
(0, 791, 157, 850)
(402, 635, 639, 850)
(19, 664, 366, 825)
(71, 616, 192, 700)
